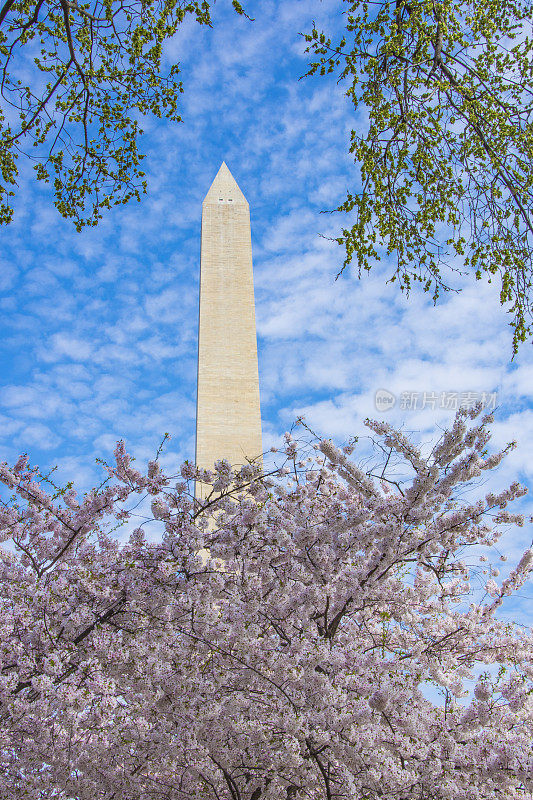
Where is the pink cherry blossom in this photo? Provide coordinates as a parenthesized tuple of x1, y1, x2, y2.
(0, 406, 531, 799)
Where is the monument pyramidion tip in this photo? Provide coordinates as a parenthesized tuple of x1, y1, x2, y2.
(203, 162, 248, 206)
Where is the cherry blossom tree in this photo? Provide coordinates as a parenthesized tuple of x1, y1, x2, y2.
(0, 406, 532, 799)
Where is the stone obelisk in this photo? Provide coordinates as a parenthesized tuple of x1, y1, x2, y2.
(195, 163, 262, 499)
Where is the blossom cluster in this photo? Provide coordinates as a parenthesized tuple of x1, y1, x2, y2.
(0, 407, 531, 799)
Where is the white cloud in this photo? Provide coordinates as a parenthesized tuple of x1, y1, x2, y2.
(50, 333, 94, 361)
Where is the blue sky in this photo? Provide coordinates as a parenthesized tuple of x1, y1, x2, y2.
(0, 0, 531, 616)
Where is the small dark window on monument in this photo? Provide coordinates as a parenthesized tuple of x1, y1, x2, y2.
(228, 198, 233, 202)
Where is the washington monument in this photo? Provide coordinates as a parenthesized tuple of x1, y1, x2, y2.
(195, 163, 262, 498)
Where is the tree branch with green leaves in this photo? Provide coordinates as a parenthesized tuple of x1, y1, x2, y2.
(0, 0, 246, 229)
(304, 0, 533, 354)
